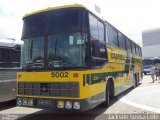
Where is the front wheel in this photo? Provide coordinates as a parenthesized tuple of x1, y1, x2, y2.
(102, 85, 110, 107)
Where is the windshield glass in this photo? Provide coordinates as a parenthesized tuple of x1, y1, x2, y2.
(143, 59, 154, 66)
(22, 8, 86, 39)
(48, 32, 86, 69)
(21, 8, 88, 70)
(22, 37, 44, 69)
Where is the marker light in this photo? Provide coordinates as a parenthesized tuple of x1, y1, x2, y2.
(17, 74, 21, 79)
(73, 73, 78, 77)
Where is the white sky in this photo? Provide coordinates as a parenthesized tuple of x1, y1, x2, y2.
(0, 0, 160, 46)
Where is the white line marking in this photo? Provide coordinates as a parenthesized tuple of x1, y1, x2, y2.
(0, 79, 16, 83)
(120, 97, 160, 113)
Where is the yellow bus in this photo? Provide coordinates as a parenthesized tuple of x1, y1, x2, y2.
(17, 4, 142, 111)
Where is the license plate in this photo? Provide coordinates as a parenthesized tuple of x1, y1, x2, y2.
(37, 99, 51, 106)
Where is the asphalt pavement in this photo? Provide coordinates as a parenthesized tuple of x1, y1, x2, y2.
(0, 75, 159, 120)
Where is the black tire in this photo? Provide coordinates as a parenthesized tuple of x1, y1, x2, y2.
(144, 72, 147, 75)
(133, 74, 137, 88)
(137, 74, 140, 86)
(134, 74, 139, 87)
(102, 84, 109, 107)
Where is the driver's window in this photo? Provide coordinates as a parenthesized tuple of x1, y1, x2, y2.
(89, 13, 107, 67)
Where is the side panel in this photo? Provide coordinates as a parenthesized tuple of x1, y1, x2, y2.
(0, 69, 17, 102)
(106, 44, 133, 95)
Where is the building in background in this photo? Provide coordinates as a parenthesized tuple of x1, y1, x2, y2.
(142, 28, 160, 58)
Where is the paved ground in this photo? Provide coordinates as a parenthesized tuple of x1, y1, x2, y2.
(120, 75, 160, 113)
(0, 75, 159, 120)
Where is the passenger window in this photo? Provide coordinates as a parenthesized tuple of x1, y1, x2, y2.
(89, 13, 107, 67)
(98, 21, 104, 41)
(89, 14, 105, 42)
(91, 39, 107, 67)
(118, 32, 126, 50)
(136, 45, 139, 56)
(89, 14, 98, 39)
(131, 42, 136, 55)
(126, 38, 132, 53)
(105, 25, 109, 43)
(107, 23, 118, 46)
(0, 48, 10, 67)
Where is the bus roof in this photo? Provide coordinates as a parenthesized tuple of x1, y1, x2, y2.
(143, 57, 160, 60)
(22, 4, 140, 47)
(0, 42, 20, 48)
(23, 4, 86, 18)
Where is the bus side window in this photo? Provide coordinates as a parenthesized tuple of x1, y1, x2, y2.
(131, 42, 135, 56)
(107, 23, 119, 46)
(98, 21, 104, 41)
(0, 48, 10, 67)
(126, 38, 131, 54)
(11, 49, 20, 67)
(136, 45, 140, 56)
(89, 14, 98, 39)
(118, 32, 126, 50)
(91, 40, 100, 57)
(140, 48, 142, 57)
(89, 13, 107, 67)
(89, 13, 105, 42)
(0, 48, 1, 67)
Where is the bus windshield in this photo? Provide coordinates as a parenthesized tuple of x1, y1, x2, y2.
(48, 32, 86, 69)
(143, 59, 154, 66)
(21, 8, 88, 70)
(22, 37, 44, 69)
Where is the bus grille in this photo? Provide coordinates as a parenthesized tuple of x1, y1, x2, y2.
(18, 82, 79, 98)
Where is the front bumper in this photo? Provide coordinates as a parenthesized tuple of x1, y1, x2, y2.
(16, 97, 96, 111)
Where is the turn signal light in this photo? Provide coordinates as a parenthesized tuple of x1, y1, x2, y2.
(17, 74, 22, 79)
(73, 73, 78, 77)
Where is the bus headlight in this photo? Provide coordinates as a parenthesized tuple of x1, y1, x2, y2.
(73, 101, 80, 109)
(65, 101, 72, 109)
(23, 98, 28, 106)
(17, 98, 22, 106)
(28, 98, 33, 106)
(57, 100, 64, 108)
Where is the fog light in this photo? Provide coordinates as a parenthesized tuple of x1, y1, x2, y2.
(17, 98, 22, 106)
(57, 100, 64, 108)
(65, 101, 72, 109)
(28, 98, 33, 106)
(23, 98, 28, 106)
(73, 101, 80, 109)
